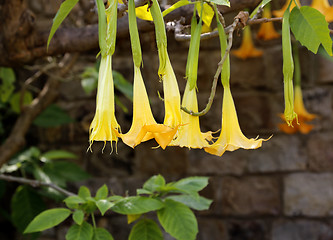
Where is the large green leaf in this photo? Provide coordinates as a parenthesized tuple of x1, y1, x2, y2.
(47, 0, 79, 49)
(172, 177, 209, 193)
(66, 222, 94, 240)
(290, 6, 332, 56)
(94, 228, 114, 240)
(143, 175, 166, 192)
(157, 199, 198, 240)
(24, 208, 71, 233)
(166, 195, 212, 211)
(11, 186, 46, 233)
(33, 104, 73, 127)
(0, 67, 15, 103)
(111, 196, 164, 215)
(129, 219, 163, 240)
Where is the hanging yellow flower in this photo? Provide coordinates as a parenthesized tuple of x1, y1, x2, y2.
(121, 66, 178, 149)
(232, 26, 263, 60)
(279, 86, 317, 134)
(89, 54, 120, 147)
(169, 84, 212, 149)
(205, 86, 269, 156)
(310, 0, 333, 22)
(273, 0, 301, 17)
(257, 4, 280, 40)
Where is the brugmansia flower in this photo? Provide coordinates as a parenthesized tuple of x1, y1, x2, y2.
(232, 26, 263, 60)
(89, 54, 120, 147)
(170, 84, 212, 148)
(273, 0, 301, 17)
(310, 0, 333, 22)
(205, 86, 269, 156)
(257, 4, 280, 40)
(279, 86, 317, 134)
(121, 66, 178, 149)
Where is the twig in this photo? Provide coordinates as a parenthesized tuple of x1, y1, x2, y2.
(181, 17, 239, 116)
(0, 174, 75, 196)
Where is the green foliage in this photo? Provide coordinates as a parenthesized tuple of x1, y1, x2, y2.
(73, 210, 85, 225)
(94, 228, 114, 240)
(9, 91, 33, 113)
(47, 0, 79, 49)
(41, 150, 77, 161)
(290, 6, 333, 56)
(166, 194, 212, 211)
(0, 67, 15, 103)
(33, 104, 74, 127)
(129, 219, 163, 240)
(111, 196, 164, 215)
(66, 222, 94, 240)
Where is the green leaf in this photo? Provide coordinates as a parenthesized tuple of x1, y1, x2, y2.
(111, 196, 164, 215)
(0, 67, 15, 103)
(64, 195, 86, 206)
(143, 175, 166, 192)
(66, 222, 94, 240)
(95, 184, 108, 200)
(24, 208, 71, 233)
(33, 104, 73, 127)
(113, 71, 133, 100)
(47, 0, 79, 49)
(290, 6, 332, 56)
(209, 0, 230, 7)
(136, 189, 152, 195)
(78, 186, 91, 199)
(81, 77, 98, 94)
(157, 199, 198, 240)
(11, 186, 46, 233)
(172, 177, 209, 193)
(129, 219, 163, 240)
(166, 195, 212, 211)
(73, 210, 84, 225)
(162, 0, 193, 17)
(250, 0, 272, 18)
(9, 91, 33, 113)
(96, 200, 114, 216)
(94, 228, 114, 240)
(127, 214, 141, 224)
(107, 195, 124, 202)
(41, 150, 77, 161)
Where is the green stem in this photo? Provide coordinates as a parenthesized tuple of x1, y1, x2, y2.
(96, 0, 107, 56)
(293, 42, 301, 87)
(128, 0, 142, 67)
(91, 213, 96, 229)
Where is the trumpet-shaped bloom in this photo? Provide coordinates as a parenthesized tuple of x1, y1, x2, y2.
(279, 86, 317, 134)
(170, 84, 212, 149)
(205, 86, 269, 156)
(273, 0, 301, 17)
(121, 66, 178, 149)
(257, 5, 280, 40)
(163, 54, 182, 128)
(310, 0, 333, 22)
(90, 54, 120, 146)
(232, 26, 263, 60)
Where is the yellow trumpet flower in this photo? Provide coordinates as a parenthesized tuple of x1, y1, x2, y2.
(310, 0, 333, 22)
(169, 84, 212, 149)
(279, 86, 317, 134)
(205, 86, 269, 156)
(257, 4, 280, 40)
(121, 66, 178, 149)
(232, 26, 263, 60)
(273, 0, 301, 17)
(89, 54, 120, 147)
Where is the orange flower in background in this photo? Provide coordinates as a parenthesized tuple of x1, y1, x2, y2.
(232, 26, 263, 60)
(121, 66, 178, 149)
(310, 0, 333, 22)
(273, 0, 301, 17)
(205, 86, 269, 156)
(279, 86, 317, 134)
(257, 4, 280, 40)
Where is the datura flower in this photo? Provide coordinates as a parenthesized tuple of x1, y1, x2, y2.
(205, 86, 269, 156)
(232, 26, 263, 60)
(273, 0, 301, 17)
(257, 4, 280, 40)
(279, 86, 317, 134)
(89, 54, 120, 147)
(121, 66, 178, 149)
(310, 0, 333, 22)
(169, 84, 212, 149)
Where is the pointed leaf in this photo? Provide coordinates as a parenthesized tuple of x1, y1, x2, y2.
(172, 177, 209, 193)
(66, 222, 94, 240)
(166, 195, 212, 210)
(73, 210, 84, 225)
(290, 6, 332, 56)
(143, 175, 165, 192)
(47, 0, 79, 49)
(111, 196, 164, 215)
(163, 0, 192, 17)
(96, 200, 114, 216)
(78, 186, 91, 199)
(157, 199, 198, 240)
(95, 184, 108, 200)
(129, 219, 163, 240)
(24, 208, 71, 233)
(93, 228, 114, 240)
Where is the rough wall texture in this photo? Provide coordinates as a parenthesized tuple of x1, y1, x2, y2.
(16, 0, 333, 240)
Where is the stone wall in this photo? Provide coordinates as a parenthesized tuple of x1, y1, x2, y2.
(15, 1, 333, 239)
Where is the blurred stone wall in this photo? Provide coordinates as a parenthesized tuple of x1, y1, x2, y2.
(24, 0, 333, 239)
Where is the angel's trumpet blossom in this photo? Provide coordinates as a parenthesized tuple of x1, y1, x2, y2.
(273, 0, 301, 17)
(257, 4, 280, 40)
